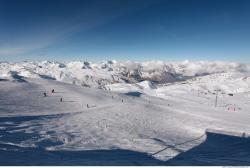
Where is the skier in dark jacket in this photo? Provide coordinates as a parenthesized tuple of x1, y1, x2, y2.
(52, 89, 55, 93)
(60, 97, 63, 102)
(43, 92, 47, 97)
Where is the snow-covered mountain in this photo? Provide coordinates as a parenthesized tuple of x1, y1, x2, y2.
(1, 60, 250, 93)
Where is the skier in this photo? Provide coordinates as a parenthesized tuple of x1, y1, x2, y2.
(60, 97, 63, 102)
(87, 104, 89, 108)
(52, 89, 55, 93)
(43, 92, 47, 97)
(122, 99, 123, 103)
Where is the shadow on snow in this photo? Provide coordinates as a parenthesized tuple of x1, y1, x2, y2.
(166, 130, 250, 166)
(124, 91, 143, 97)
(0, 115, 250, 165)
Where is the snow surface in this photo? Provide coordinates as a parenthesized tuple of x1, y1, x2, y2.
(0, 61, 250, 165)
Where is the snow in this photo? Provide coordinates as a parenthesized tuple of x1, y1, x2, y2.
(0, 61, 250, 165)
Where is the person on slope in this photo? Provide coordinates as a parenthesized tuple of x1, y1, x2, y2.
(43, 92, 47, 97)
(52, 89, 55, 93)
(60, 97, 63, 102)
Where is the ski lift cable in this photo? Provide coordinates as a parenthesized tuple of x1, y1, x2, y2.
(151, 133, 206, 156)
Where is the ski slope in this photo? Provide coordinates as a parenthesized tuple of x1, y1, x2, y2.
(0, 61, 250, 165)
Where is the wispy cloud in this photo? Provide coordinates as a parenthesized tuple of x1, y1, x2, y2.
(0, 0, 158, 59)
(0, 47, 29, 56)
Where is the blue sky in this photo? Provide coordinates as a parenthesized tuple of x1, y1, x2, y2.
(0, 0, 250, 62)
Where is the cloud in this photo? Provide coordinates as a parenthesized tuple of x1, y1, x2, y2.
(0, 47, 28, 56)
(0, 0, 159, 59)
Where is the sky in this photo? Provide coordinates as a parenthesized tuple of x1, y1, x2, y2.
(0, 0, 250, 62)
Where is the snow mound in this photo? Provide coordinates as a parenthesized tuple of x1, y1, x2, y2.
(137, 81, 157, 89)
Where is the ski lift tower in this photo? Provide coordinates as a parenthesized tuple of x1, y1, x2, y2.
(214, 89, 221, 107)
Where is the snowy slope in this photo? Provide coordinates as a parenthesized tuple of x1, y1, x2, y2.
(1, 61, 250, 165)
